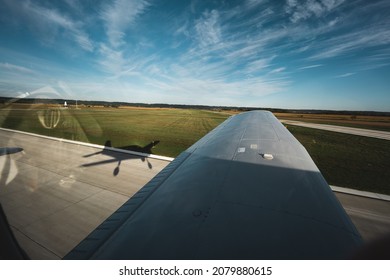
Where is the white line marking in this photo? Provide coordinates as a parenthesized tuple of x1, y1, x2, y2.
(281, 120, 390, 140)
(330, 185, 390, 202)
(0, 127, 174, 162)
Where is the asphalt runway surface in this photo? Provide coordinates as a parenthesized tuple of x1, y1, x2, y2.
(0, 128, 170, 259)
(334, 192, 390, 242)
(0, 128, 389, 259)
(281, 120, 390, 140)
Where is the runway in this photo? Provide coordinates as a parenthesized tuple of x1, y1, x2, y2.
(0, 128, 389, 259)
(334, 192, 390, 242)
(0, 128, 170, 259)
(281, 120, 390, 140)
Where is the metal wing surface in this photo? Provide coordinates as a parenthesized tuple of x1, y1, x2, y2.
(65, 110, 362, 259)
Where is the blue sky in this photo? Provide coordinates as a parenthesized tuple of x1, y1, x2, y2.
(0, 0, 389, 111)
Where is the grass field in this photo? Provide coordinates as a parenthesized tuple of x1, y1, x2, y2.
(275, 112, 390, 131)
(286, 125, 390, 194)
(0, 105, 230, 157)
(0, 104, 389, 194)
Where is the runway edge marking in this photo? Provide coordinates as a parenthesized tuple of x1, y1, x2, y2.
(0, 127, 174, 162)
(330, 185, 390, 202)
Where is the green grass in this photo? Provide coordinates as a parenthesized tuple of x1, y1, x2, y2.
(0, 107, 230, 157)
(287, 125, 390, 195)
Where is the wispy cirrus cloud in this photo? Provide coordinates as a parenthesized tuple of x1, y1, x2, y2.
(139, 74, 289, 106)
(298, 64, 322, 70)
(101, 0, 150, 48)
(335, 72, 355, 78)
(0, 62, 36, 74)
(195, 10, 222, 47)
(245, 57, 274, 73)
(1, 0, 389, 110)
(96, 0, 151, 79)
(63, 0, 83, 13)
(309, 26, 390, 60)
(124, 3, 292, 101)
(281, 0, 390, 67)
(269, 67, 286, 74)
(245, 0, 267, 10)
(98, 44, 127, 75)
(285, 0, 345, 23)
(1, 0, 93, 52)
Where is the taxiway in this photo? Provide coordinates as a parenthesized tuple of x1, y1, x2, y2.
(281, 120, 390, 140)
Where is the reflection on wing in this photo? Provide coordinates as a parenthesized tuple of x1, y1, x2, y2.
(65, 110, 362, 260)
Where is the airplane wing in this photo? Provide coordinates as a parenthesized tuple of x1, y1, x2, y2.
(65, 110, 362, 259)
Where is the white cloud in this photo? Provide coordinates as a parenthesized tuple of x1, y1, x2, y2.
(285, 0, 345, 23)
(174, 21, 190, 37)
(286, 0, 298, 10)
(98, 44, 126, 74)
(74, 33, 94, 52)
(97, 42, 162, 79)
(219, 27, 288, 63)
(30, 2, 94, 51)
(245, 0, 266, 10)
(99, 4, 293, 105)
(327, 17, 340, 27)
(269, 67, 286, 74)
(309, 27, 390, 60)
(64, 0, 83, 12)
(282, 1, 390, 65)
(2, 0, 94, 52)
(321, 0, 345, 11)
(246, 57, 274, 73)
(139, 75, 288, 106)
(307, 0, 324, 17)
(335, 72, 355, 78)
(101, 0, 150, 48)
(195, 10, 222, 47)
(0, 62, 36, 74)
(298, 64, 322, 70)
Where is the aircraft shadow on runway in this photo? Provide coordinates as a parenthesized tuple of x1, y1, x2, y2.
(0, 147, 23, 156)
(81, 140, 160, 176)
